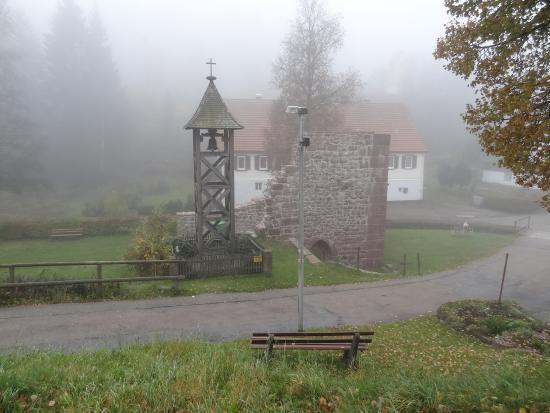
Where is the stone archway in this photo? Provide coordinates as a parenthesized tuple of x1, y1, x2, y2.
(310, 239, 333, 261)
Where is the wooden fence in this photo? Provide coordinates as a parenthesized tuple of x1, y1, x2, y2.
(0, 249, 272, 289)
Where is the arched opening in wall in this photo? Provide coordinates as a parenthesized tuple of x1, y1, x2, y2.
(310, 240, 333, 261)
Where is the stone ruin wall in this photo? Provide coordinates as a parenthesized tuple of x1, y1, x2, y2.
(178, 131, 390, 269)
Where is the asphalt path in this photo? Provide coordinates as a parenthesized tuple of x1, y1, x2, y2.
(0, 227, 548, 353)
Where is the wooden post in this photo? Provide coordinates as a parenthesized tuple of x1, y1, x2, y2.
(498, 253, 509, 304)
(417, 253, 421, 276)
(356, 247, 360, 271)
(402, 254, 407, 276)
(153, 262, 157, 277)
(262, 249, 273, 276)
(9, 266, 15, 284)
(96, 264, 102, 294)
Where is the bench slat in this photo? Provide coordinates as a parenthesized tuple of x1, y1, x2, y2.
(252, 331, 373, 337)
(251, 344, 368, 350)
(251, 338, 372, 344)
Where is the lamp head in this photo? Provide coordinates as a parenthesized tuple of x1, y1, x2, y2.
(286, 106, 308, 115)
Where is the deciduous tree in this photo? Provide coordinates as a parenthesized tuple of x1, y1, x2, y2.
(434, 0, 549, 209)
(269, 0, 361, 168)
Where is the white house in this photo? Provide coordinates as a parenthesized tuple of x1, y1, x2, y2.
(226, 98, 427, 205)
(482, 168, 520, 187)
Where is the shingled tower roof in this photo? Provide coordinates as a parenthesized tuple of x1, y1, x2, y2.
(185, 76, 243, 130)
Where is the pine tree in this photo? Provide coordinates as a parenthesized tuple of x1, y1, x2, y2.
(44, 0, 128, 185)
(0, 0, 40, 191)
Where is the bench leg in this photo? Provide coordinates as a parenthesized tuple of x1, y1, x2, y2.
(343, 333, 360, 368)
(265, 334, 274, 359)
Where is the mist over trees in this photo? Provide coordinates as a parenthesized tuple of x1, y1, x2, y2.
(268, 0, 362, 168)
(0, 0, 41, 191)
(43, 0, 128, 186)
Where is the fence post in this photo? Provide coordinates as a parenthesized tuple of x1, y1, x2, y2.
(153, 262, 157, 277)
(96, 264, 103, 294)
(262, 249, 273, 276)
(9, 266, 15, 285)
(417, 253, 421, 276)
(498, 253, 509, 304)
(356, 247, 360, 271)
(402, 254, 407, 276)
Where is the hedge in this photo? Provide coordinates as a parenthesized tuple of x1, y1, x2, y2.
(0, 218, 143, 240)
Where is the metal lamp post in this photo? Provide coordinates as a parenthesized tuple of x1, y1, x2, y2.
(286, 105, 308, 332)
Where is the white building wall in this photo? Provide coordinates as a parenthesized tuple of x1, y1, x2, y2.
(387, 153, 425, 201)
(234, 154, 271, 206)
(482, 170, 519, 187)
(235, 152, 425, 204)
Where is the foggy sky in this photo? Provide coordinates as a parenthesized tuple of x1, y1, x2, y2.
(10, 0, 455, 97)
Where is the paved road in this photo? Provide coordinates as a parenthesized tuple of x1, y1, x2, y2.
(1, 226, 548, 353)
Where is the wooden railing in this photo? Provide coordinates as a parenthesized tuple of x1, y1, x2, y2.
(0, 251, 272, 289)
(513, 216, 531, 233)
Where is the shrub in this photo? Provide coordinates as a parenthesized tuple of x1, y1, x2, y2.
(136, 204, 154, 216)
(125, 212, 174, 276)
(162, 199, 184, 214)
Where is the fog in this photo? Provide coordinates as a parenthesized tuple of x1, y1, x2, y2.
(3, 0, 538, 222)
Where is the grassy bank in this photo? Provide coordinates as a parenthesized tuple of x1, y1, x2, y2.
(1, 317, 548, 412)
(0, 230, 514, 305)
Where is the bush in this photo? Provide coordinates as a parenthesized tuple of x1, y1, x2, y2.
(136, 204, 154, 216)
(125, 212, 174, 276)
(162, 199, 184, 214)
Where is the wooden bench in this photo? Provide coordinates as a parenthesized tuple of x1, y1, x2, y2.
(50, 228, 84, 239)
(250, 331, 374, 367)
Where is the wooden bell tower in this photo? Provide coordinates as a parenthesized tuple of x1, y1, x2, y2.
(184, 60, 243, 254)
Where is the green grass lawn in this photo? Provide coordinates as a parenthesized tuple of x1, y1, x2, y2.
(383, 229, 515, 274)
(1, 316, 547, 412)
(0, 230, 515, 304)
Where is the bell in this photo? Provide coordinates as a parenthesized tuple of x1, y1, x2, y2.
(207, 135, 218, 151)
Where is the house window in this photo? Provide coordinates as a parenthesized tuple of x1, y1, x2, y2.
(403, 155, 417, 169)
(398, 187, 409, 194)
(388, 155, 397, 169)
(237, 156, 247, 171)
(258, 156, 269, 171)
(255, 182, 263, 191)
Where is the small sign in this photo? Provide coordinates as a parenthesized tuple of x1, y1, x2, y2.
(253, 256, 263, 263)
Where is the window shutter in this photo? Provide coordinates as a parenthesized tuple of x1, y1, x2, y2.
(245, 155, 251, 170)
(412, 155, 417, 169)
(395, 155, 400, 169)
(254, 155, 259, 170)
(267, 156, 272, 171)
(234, 156, 238, 170)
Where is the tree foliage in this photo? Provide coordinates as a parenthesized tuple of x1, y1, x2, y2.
(434, 0, 549, 208)
(269, 0, 361, 167)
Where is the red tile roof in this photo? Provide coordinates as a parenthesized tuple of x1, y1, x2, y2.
(226, 99, 427, 153)
(226, 99, 273, 152)
(341, 102, 427, 153)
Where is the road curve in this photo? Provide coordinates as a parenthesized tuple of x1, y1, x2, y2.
(1, 229, 548, 353)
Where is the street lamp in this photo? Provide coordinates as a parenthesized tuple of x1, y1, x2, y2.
(286, 105, 308, 332)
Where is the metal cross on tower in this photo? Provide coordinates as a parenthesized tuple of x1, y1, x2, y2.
(185, 64, 243, 254)
(206, 58, 216, 78)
